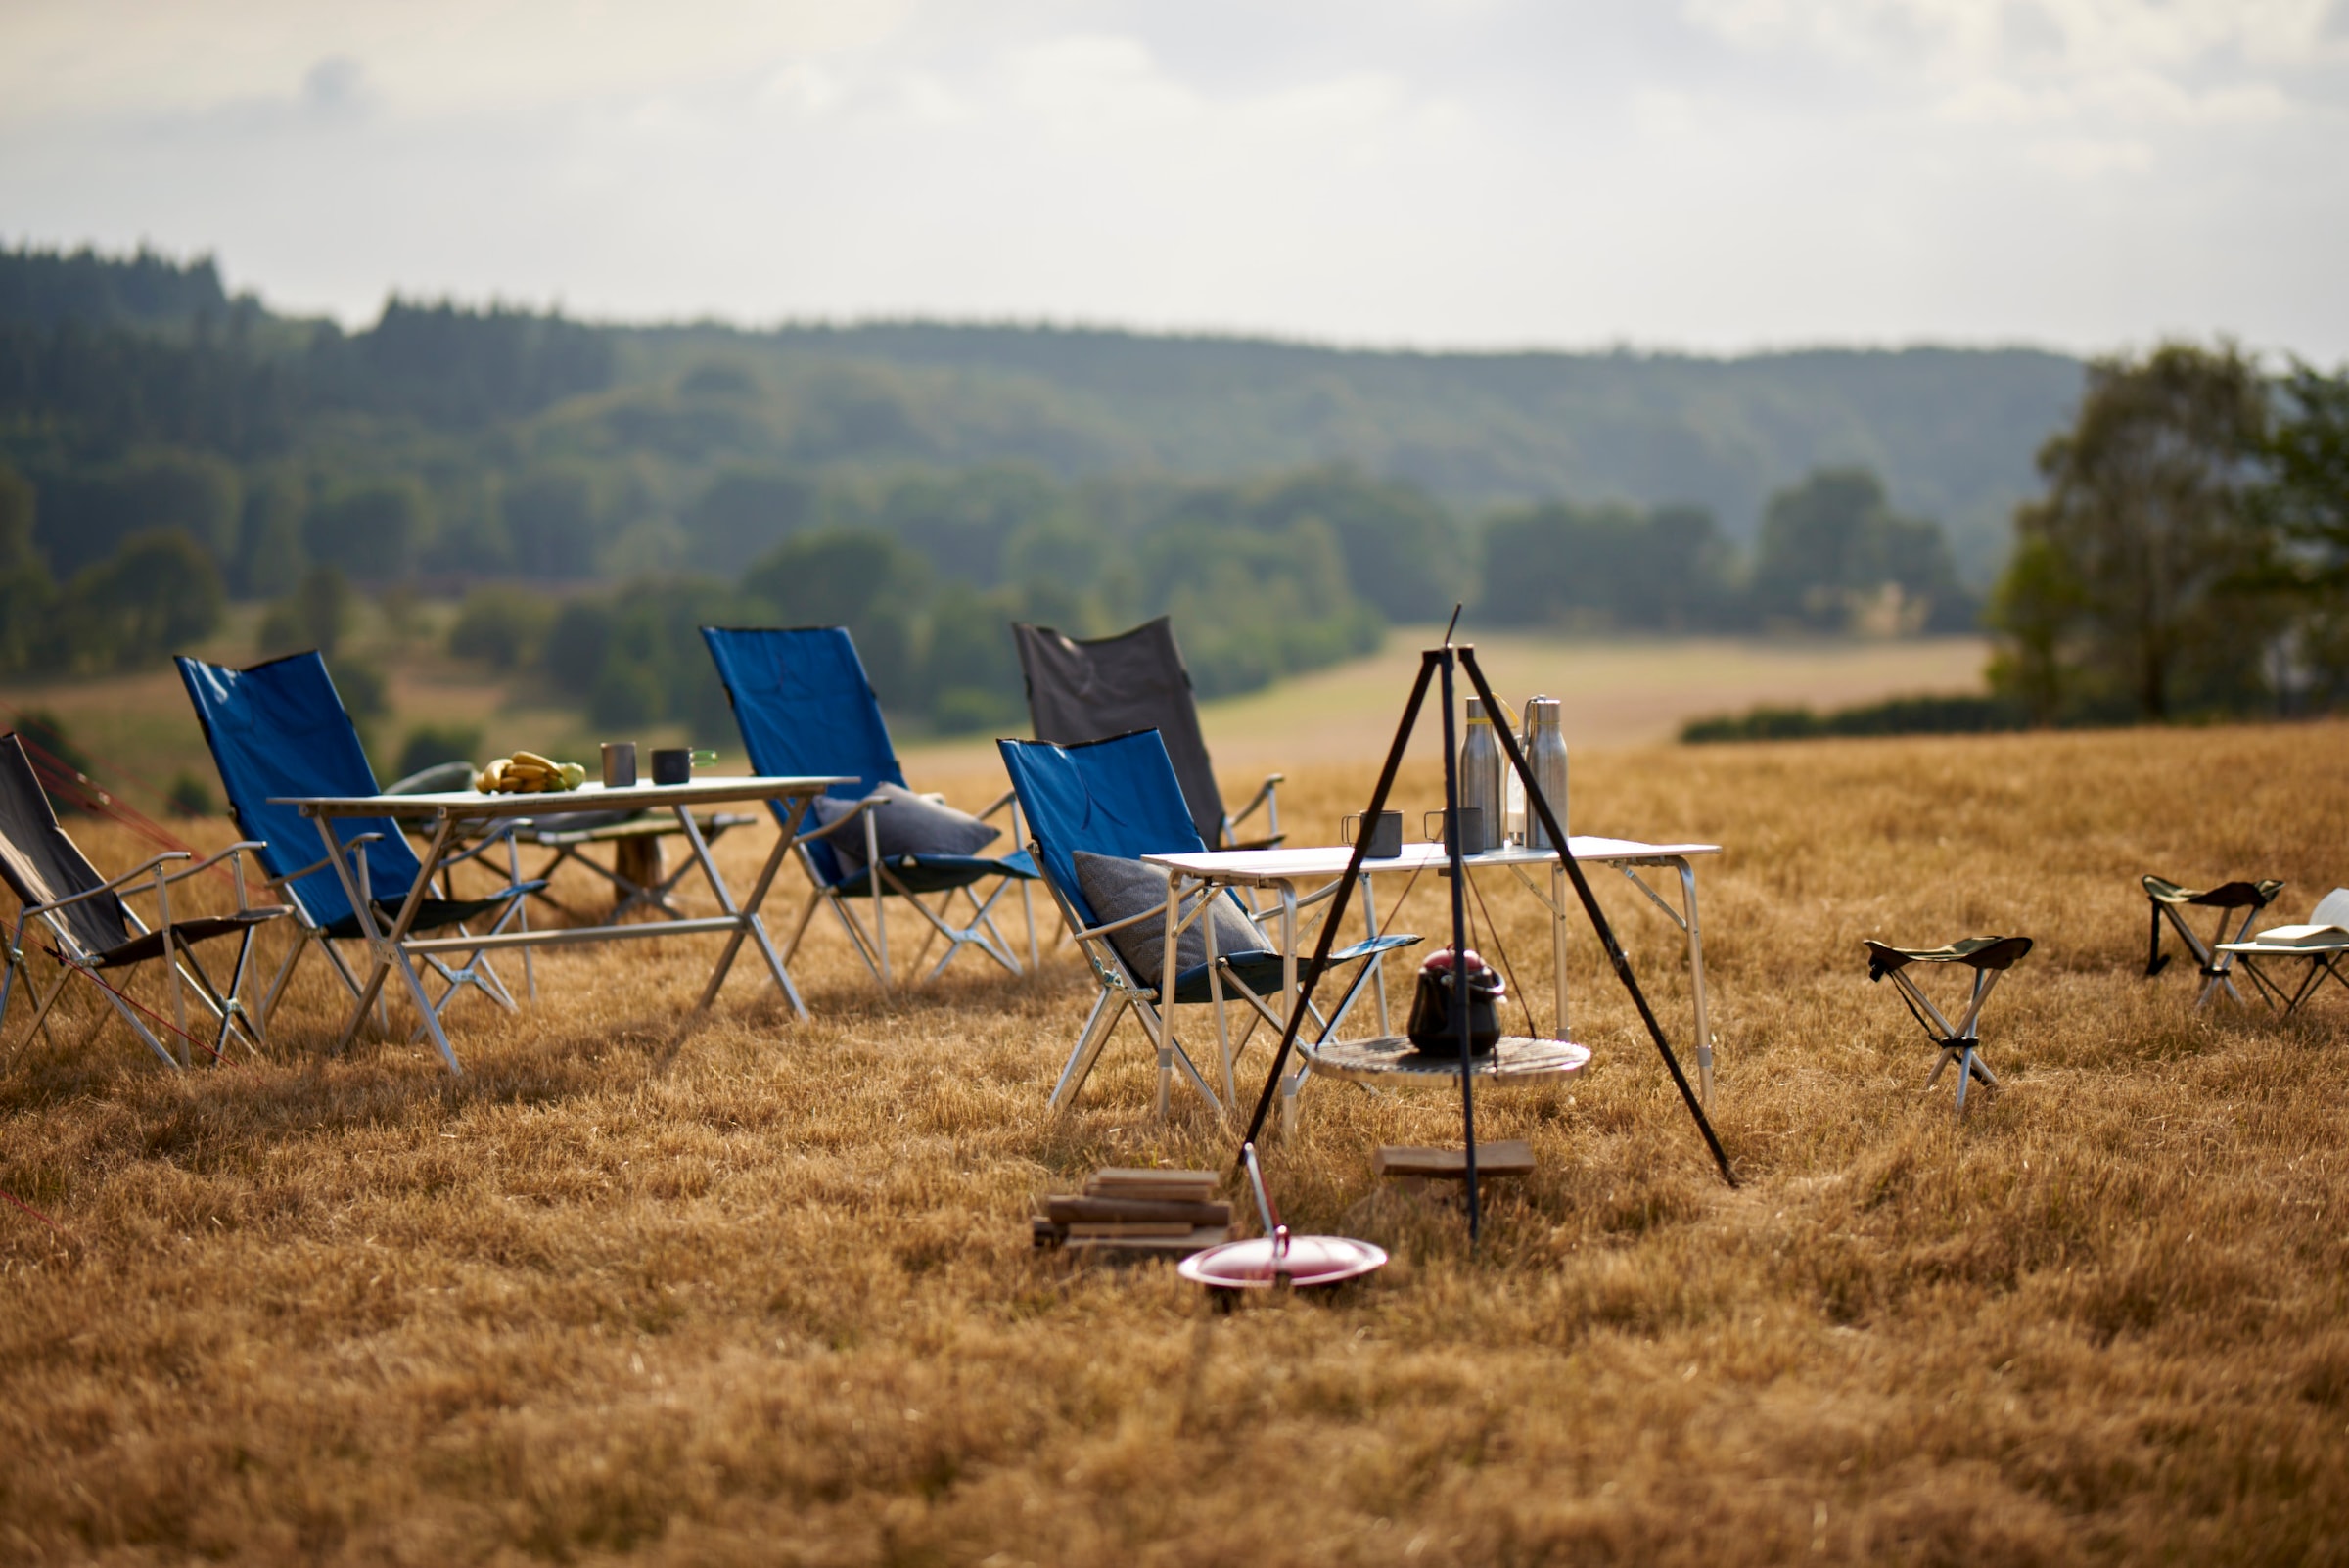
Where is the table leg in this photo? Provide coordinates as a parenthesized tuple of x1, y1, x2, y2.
(1551, 862, 1572, 1040)
(687, 798, 808, 1018)
(1361, 871, 1390, 1037)
(1672, 857, 1714, 1111)
(327, 815, 461, 1071)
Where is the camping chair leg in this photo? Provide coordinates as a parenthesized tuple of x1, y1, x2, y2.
(219, 927, 263, 1054)
(26, 966, 73, 1049)
(394, 949, 462, 1075)
(0, 923, 24, 1044)
(779, 885, 824, 967)
(1050, 990, 1127, 1110)
(261, 933, 311, 1030)
(827, 896, 889, 988)
(508, 833, 535, 1003)
(864, 811, 891, 989)
(154, 866, 189, 1067)
(95, 971, 181, 1069)
(1208, 934, 1238, 1110)
(1132, 994, 1219, 1118)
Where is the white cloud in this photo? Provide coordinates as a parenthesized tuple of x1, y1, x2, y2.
(0, 0, 2342, 357)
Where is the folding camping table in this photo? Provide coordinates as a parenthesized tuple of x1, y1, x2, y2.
(1140, 835, 1724, 1106)
(276, 775, 849, 1070)
(2214, 935, 2349, 1015)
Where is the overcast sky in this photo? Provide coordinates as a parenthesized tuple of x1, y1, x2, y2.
(3, 0, 2344, 359)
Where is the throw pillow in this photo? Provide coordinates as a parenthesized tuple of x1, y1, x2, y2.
(809, 781, 1000, 874)
(1072, 851, 1272, 988)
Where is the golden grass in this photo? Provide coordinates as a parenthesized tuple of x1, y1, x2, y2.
(3, 722, 2348, 1564)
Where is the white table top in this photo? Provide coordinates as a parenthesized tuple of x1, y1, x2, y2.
(273, 775, 852, 820)
(1142, 836, 1720, 887)
(2219, 938, 2349, 955)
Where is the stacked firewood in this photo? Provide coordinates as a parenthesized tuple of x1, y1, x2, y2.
(1032, 1168, 1229, 1258)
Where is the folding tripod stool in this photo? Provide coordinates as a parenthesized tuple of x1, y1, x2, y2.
(1865, 935, 2034, 1113)
(2142, 875, 2284, 1005)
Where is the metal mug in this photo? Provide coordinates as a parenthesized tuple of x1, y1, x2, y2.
(601, 741, 637, 789)
(1341, 809, 1404, 859)
(1423, 806, 1487, 855)
(651, 747, 692, 785)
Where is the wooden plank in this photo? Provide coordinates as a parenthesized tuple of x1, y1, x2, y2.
(1373, 1141, 1536, 1179)
(1086, 1167, 1217, 1196)
(1066, 1221, 1195, 1239)
(1063, 1225, 1229, 1261)
(1046, 1197, 1231, 1226)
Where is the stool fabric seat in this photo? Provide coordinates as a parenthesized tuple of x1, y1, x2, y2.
(2142, 873, 2285, 1004)
(1865, 936, 2034, 977)
(1865, 932, 2033, 1113)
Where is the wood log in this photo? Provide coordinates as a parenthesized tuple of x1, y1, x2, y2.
(1373, 1141, 1536, 1179)
(1046, 1197, 1231, 1226)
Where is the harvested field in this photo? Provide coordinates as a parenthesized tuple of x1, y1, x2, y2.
(3, 719, 2347, 1564)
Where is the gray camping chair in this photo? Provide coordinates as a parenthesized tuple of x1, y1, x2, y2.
(1865, 935, 2033, 1113)
(2142, 874, 2285, 1005)
(0, 734, 288, 1067)
(1013, 617, 1282, 852)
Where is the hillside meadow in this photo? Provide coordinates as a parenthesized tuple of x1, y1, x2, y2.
(1, 718, 2346, 1563)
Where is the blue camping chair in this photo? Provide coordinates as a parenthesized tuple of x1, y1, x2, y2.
(702, 626, 1040, 989)
(999, 730, 1416, 1120)
(176, 652, 544, 1070)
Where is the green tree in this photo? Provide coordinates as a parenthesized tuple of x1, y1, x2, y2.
(305, 479, 429, 580)
(258, 565, 353, 656)
(41, 529, 224, 671)
(1479, 500, 1736, 631)
(1246, 466, 1466, 622)
(0, 463, 55, 671)
(501, 467, 602, 579)
(448, 586, 557, 669)
(1750, 468, 1971, 635)
(1989, 342, 2270, 720)
(740, 529, 928, 705)
(682, 468, 816, 575)
(235, 468, 308, 597)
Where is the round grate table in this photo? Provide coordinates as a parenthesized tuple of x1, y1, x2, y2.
(1298, 1034, 1590, 1087)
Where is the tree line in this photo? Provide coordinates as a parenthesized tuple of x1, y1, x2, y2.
(1987, 343, 2349, 723)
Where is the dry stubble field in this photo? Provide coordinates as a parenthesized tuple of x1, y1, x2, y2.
(3, 721, 2348, 1565)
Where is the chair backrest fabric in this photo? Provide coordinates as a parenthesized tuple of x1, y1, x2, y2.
(1012, 617, 1225, 848)
(175, 652, 419, 927)
(996, 731, 1205, 933)
(701, 626, 907, 887)
(2312, 887, 2349, 929)
(0, 733, 126, 958)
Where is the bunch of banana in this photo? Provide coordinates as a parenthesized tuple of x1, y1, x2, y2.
(474, 752, 588, 794)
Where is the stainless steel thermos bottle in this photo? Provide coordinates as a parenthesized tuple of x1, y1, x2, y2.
(1459, 697, 1504, 849)
(1521, 696, 1570, 850)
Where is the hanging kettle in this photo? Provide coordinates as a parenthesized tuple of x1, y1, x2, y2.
(1405, 947, 1505, 1056)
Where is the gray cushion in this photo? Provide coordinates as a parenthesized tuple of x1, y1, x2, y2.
(810, 781, 999, 874)
(1073, 851, 1272, 988)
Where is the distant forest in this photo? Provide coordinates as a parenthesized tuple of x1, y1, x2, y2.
(0, 244, 2068, 735)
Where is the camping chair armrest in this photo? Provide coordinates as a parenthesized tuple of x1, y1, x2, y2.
(438, 829, 525, 870)
(1071, 888, 1221, 945)
(1227, 773, 1284, 837)
(265, 832, 381, 889)
(157, 841, 270, 886)
(790, 797, 884, 846)
(266, 853, 336, 887)
(23, 851, 193, 915)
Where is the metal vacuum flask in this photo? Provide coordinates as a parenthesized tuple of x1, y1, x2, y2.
(1521, 696, 1570, 851)
(1459, 697, 1505, 852)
